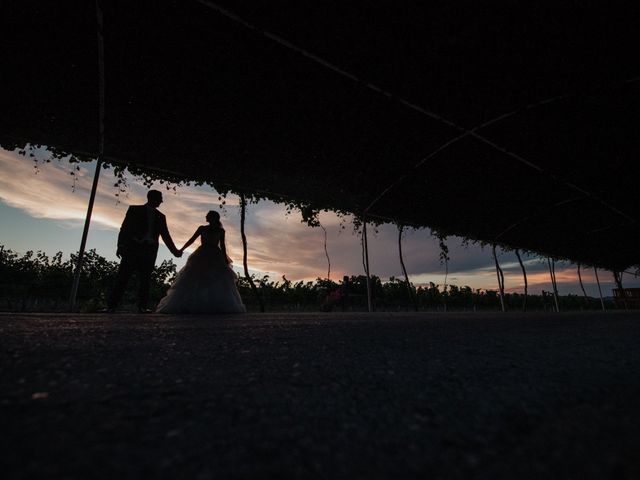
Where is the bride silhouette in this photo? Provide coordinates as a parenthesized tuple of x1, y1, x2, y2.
(156, 211, 246, 313)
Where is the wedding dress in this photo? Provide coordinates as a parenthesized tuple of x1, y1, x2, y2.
(156, 227, 246, 313)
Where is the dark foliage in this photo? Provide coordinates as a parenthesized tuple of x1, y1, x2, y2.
(237, 274, 614, 313)
(0, 246, 615, 312)
(0, 246, 176, 312)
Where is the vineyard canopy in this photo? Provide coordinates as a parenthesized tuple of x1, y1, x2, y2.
(2, 1, 640, 270)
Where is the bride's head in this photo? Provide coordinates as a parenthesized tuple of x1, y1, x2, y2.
(206, 210, 222, 228)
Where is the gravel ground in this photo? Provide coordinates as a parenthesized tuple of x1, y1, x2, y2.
(2, 311, 640, 479)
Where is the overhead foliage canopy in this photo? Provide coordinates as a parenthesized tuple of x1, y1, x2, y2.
(2, 1, 640, 270)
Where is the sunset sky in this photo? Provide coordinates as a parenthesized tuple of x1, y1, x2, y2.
(1, 146, 635, 297)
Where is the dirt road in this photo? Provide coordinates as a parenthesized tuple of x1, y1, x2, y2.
(2, 311, 640, 479)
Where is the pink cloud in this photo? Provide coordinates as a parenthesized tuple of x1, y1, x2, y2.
(2, 147, 634, 295)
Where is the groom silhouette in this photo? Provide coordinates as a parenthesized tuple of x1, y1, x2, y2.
(106, 190, 182, 313)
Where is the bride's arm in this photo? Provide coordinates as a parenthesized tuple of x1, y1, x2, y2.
(180, 227, 202, 252)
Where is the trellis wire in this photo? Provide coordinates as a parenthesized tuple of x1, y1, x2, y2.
(194, 0, 638, 226)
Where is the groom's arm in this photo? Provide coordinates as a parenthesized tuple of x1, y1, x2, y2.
(158, 216, 181, 257)
(117, 206, 135, 257)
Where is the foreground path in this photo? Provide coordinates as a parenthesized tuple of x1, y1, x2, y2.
(2, 312, 640, 479)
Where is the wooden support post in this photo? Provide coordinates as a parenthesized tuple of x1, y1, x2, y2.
(594, 267, 606, 311)
(398, 225, 417, 311)
(320, 223, 330, 280)
(492, 245, 505, 312)
(515, 249, 527, 312)
(439, 237, 449, 312)
(548, 258, 560, 312)
(613, 271, 627, 310)
(577, 263, 589, 309)
(362, 219, 373, 312)
(240, 194, 264, 312)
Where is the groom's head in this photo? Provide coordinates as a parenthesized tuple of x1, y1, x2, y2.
(147, 190, 163, 208)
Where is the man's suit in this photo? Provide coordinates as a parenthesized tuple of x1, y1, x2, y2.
(108, 204, 178, 310)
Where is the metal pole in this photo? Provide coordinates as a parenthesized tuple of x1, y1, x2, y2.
(594, 267, 605, 311)
(69, 0, 105, 311)
(69, 158, 103, 310)
(362, 219, 373, 312)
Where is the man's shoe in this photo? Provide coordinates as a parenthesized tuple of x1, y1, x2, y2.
(137, 307, 154, 314)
